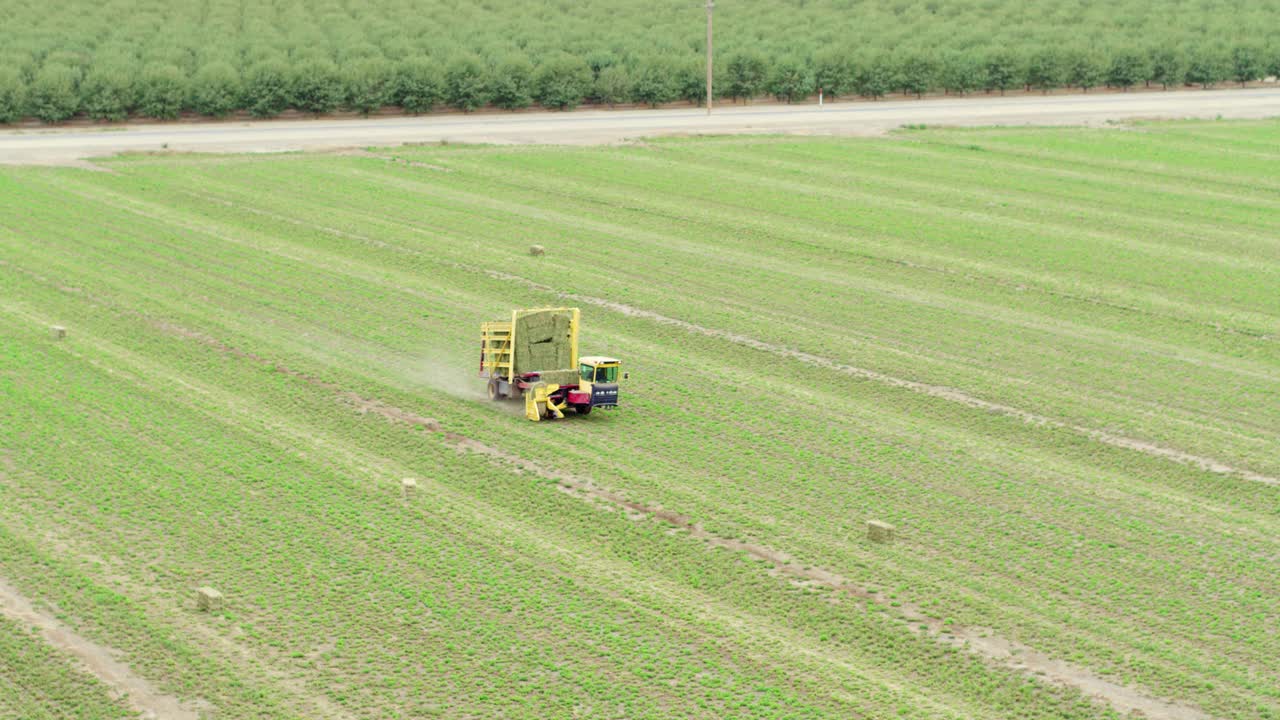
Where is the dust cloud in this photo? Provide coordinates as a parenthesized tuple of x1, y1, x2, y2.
(399, 353, 522, 415)
(402, 354, 486, 400)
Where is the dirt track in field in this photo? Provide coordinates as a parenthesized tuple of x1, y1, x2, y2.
(2, 86, 1280, 165)
(0, 577, 201, 720)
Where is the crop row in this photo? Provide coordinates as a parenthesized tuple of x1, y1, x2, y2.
(0, 270, 1123, 718)
(3, 122, 1276, 717)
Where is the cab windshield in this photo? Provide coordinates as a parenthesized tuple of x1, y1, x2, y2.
(581, 364, 618, 383)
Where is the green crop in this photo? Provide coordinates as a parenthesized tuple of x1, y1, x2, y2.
(0, 614, 137, 719)
(0, 120, 1277, 718)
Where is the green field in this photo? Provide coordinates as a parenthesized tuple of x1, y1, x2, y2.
(1, 120, 1278, 719)
(0, 614, 135, 719)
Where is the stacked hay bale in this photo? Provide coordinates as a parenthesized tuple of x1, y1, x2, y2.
(513, 309, 576, 385)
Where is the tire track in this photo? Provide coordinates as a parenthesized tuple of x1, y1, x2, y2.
(0, 577, 201, 720)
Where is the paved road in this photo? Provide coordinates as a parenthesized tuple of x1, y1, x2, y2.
(3, 87, 1280, 165)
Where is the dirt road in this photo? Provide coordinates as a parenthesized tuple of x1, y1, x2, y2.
(2, 87, 1279, 165)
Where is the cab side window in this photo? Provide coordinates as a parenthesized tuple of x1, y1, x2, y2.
(580, 364, 593, 381)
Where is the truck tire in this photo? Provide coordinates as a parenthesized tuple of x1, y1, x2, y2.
(574, 404, 592, 415)
(487, 378, 501, 401)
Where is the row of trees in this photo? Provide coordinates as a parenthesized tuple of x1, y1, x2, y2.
(747, 44, 1280, 102)
(2, 43, 1277, 124)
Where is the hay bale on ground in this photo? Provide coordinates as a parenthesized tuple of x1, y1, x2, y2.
(50, 326, 66, 340)
(401, 478, 417, 497)
(529, 244, 545, 256)
(867, 520, 895, 544)
(195, 587, 224, 612)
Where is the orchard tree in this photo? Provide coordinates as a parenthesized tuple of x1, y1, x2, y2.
(190, 62, 241, 117)
(81, 64, 136, 121)
(1025, 50, 1064, 93)
(1107, 50, 1150, 91)
(675, 58, 706, 105)
(444, 55, 490, 112)
(592, 65, 630, 107)
(1186, 48, 1227, 88)
(1149, 47, 1186, 89)
(490, 54, 534, 110)
(243, 46, 287, 68)
(244, 59, 292, 117)
(854, 54, 894, 99)
(896, 52, 938, 98)
(1230, 44, 1263, 86)
(290, 58, 343, 115)
(1267, 46, 1280, 81)
(813, 48, 854, 97)
(940, 51, 984, 95)
(585, 51, 616, 81)
(28, 64, 81, 122)
(1065, 50, 1106, 92)
(983, 50, 1020, 94)
(0, 68, 25, 123)
(533, 53, 591, 109)
(629, 59, 679, 107)
(138, 63, 187, 119)
(336, 42, 381, 64)
(725, 52, 767, 102)
(768, 56, 815, 103)
(344, 57, 394, 115)
(393, 56, 443, 114)
(381, 37, 415, 62)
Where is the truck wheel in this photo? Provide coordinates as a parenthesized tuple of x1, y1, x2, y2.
(487, 378, 501, 401)
(574, 404, 592, 415)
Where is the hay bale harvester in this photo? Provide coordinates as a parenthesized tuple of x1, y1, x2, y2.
(480, 307, 625, 421)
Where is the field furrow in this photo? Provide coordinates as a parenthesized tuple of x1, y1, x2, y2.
(1, 121, 1276, 719)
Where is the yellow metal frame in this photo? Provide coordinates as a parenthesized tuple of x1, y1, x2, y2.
(479, 321, 514, 379)
(524, 383, 566, 421)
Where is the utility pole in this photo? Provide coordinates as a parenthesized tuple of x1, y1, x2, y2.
(705, 0, 714, 115)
